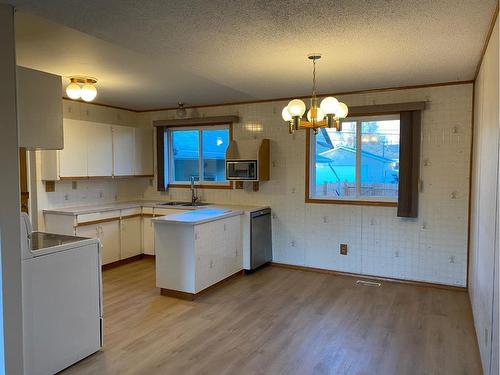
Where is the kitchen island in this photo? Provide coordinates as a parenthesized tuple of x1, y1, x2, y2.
(153, 207, 246, 300)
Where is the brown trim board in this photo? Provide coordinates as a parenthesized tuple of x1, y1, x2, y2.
(138, 81, 472, 113)
(160, 270, 244, 300)
(271, 263, 467, 292)
(102, 254, 144, 271)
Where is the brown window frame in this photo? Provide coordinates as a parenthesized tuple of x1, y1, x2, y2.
(305, 102, 423, 217)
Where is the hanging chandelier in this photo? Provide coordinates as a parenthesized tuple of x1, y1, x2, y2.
(282, 54, 348, 134)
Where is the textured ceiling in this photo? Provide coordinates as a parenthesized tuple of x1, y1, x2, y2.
(7, 0, 497, 110)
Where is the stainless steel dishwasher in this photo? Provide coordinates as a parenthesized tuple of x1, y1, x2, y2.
(250, 208, 272, 270)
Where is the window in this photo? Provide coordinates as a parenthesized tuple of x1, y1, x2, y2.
(168, 125, 230, 185)
(309, 114, 400, 203)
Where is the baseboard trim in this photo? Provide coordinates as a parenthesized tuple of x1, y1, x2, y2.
(270, 262, 467, 292)
(160, 269, 244, 301)
(102, 254, 145, 271)
(142, 254, 155, 259)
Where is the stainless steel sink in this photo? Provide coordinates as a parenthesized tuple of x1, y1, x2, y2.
(181, 202, 212, 207)
(158, 202, 212, 207)
(159, 201, 191, 206)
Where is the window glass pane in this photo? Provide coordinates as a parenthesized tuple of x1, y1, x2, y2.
(202, 129, 229, 182)
(171, 130, 199, 182)
(312, 122, 357, 198)
(360, 119, 400, 198)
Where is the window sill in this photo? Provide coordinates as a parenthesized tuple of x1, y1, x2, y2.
(305, 197, 397, 207)
(169, 183, 233, 190)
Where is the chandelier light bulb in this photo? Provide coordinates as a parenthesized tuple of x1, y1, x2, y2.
(307, 107, 325, 122)
(282, 106, 293, 122)
(287, 99, 306, 117)
(320, 96, 339, 115)
(336, 102, 349, 119)
(66, 78, 81, 100)
(81, 80, 97, 102)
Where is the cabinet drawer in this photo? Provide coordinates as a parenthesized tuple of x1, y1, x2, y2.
(142, 207, 154, 215)
(77, 210, 121, 224)
(121, 207, 142, 217)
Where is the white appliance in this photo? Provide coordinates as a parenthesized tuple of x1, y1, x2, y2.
(20, 213, 103, 375)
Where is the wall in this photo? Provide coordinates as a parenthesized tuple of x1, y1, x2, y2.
(469, 15, 499, 375)
(0, 4, 24, 374)
(138, 83, 473, 287)
(33, 100, 150, 231)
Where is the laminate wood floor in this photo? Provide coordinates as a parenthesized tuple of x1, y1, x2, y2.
(62, 258, 482, 375)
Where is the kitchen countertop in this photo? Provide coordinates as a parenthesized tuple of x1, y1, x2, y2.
(43, 201, 270, 221)
(152, 208, 242, 225)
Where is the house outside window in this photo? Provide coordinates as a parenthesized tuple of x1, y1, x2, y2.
(168, 125, 230, 185)
(309, 114, 400, 203)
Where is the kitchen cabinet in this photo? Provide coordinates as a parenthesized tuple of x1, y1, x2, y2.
(76, 220, 120, 265)
(86, 122, 113, 177)
(41, 119, 152, 180)
(134, 128, 154, 176)
(142, 216, 155, 255)
(120, 216, 142, 259)
(194, 216, 242, 291)
(59, 119, 89, 177)
(99, 220, 121, 264)
(112, 125, 135, 176)
(17, 66, 63, 150)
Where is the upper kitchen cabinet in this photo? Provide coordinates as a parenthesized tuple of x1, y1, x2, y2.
(41, 119, 154, 180)
(134, 128, 154, 176)
(17, 66, 63, 150)
(112, 125, 135, 176)
(86, 122, 113, 177)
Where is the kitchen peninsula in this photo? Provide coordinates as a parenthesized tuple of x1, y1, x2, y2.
(153, 205, 268, 300)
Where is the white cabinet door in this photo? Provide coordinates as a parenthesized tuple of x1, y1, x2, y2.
(142, 216, 154, 255)
(86, 122, 113, 177)
(112, 126, 135, 176)
(17, 66, 63, 150)
(59, 119, 88, 177)
(134, 128, 154, 176)
(120, 217, 142, 259)
(99, 220, 120, 265)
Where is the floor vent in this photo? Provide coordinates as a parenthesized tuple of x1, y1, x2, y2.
(356, 280, 381, 287)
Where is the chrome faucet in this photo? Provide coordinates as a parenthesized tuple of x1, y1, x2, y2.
(190, 176, 199, 205)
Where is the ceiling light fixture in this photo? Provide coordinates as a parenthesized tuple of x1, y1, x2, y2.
(65, 76, 98, 102)
(282, 54, 348, 134)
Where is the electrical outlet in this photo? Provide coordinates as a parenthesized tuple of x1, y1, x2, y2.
(340, 244, 348, 255)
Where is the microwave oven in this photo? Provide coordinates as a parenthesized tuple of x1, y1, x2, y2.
(225, 160, 258, 181)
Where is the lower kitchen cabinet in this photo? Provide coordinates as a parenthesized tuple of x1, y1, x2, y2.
(120, 216, 142, 259)
(142, 216, 154, 255)
(194, 216, 242, 292)
(76, 220, 120, 265)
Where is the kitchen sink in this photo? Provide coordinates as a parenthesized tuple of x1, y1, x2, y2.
(159, 201, 191, 206)
(158, 201, 212, 207)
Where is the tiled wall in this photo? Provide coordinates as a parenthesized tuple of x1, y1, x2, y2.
(139, 83, 473, 286)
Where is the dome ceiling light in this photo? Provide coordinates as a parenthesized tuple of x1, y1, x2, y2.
(65, 76, 98, 102)
(282, 54, 348, 134)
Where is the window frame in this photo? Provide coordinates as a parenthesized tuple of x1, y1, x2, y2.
(166, 124, 232, 189)
(306, 113, 400, 206)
